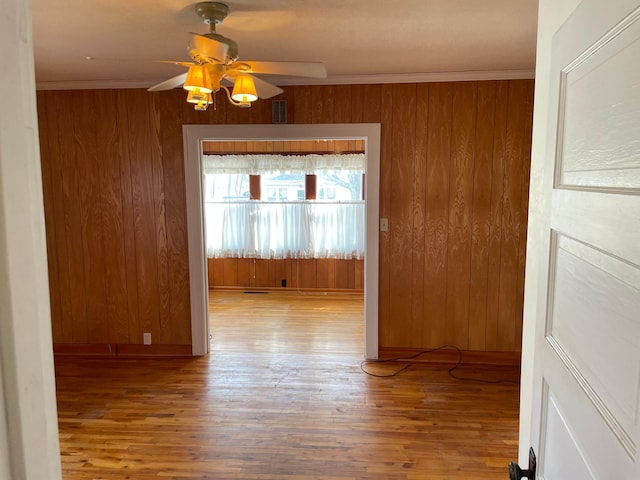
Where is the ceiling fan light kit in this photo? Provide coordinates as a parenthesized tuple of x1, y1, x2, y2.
(186, 90, 213, 111)
(231, 74, 258, 103)
(184, 65, 213, 93)
(146, 1, 327, 112)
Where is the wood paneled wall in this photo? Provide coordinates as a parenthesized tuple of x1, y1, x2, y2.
(37, 79, 533, 353)
(37, 90, 192, 347)
(208, 258, 364, 290)
(202, 139, 365, 154)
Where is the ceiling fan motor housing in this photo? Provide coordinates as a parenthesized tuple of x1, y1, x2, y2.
(195, 2, 229, 26)
(193, 2, 238, 62)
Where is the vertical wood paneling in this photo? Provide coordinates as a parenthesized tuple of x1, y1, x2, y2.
(354, 260, 364, 290)
(57, 92, 89, 343)
(95, 90, 130, 344)
(497, 81, 527, 351)
(316, 259, 330, 289)
(249, 95, 271, 124)
(47, 92, 73, 343)
(273, 259, 286, 288)
(255, 259, 269, 287)
(76, 90, 108, 344)
(126, 90, 161, 344)
(468, 82, 497, 351)
(37, 93, 64, 344)
(149, 93, 171, 344)
(225, 96, 251, 125)
(378, 84, 394, 345)
(159, 88, 191, 345)
(237, 258, 251, 287)
(311, 85, 334, 124)
(222, 258, 238, 286)
(351, 85, 365, 123)
(485, 81, 509, 350)
(38, 80, 533, 354)
(115, 91, 142, 345)
(445, 83, 477, 349)
(347, 259, 356, 290)
(412, 84, 429, 347)
(333, 260, 348, 290)
(327, 258, 336, 288)
(424, 83, 453, 347)
(515, 81, 535, 351)
(333, 85, 352, 123)
(213, 258, 225, 286)
(388, 83, 417, 347)
(206, 258, 364, 291)
(290, 86, 312, 124)
(299, 259, 317, 288)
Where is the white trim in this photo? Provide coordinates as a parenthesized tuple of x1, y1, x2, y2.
(183, 124, 380, 360)
(183, 135, 210, 356)
(0, 0, 62, 477)
(35, 69, 535, 91)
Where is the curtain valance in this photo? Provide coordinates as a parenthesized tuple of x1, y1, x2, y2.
(202, 153, 365, 174)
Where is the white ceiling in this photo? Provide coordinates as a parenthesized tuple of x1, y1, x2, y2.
(32, 0, 538, 90)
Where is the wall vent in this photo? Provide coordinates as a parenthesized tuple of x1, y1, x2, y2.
(272, 100, 287, 124)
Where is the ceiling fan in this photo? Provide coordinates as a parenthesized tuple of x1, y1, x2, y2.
(149, 1, 327, 111)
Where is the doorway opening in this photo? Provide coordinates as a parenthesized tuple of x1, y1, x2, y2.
(183, 124, 381, 359)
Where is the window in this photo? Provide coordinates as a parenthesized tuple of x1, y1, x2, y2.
(261, 172, 305, 202)
(317, 170, 362, 201)
(203, 173, 250, 202)
(203, 153, 365, 259)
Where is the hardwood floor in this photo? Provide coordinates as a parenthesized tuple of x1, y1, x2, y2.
(55, 290, 520, 479)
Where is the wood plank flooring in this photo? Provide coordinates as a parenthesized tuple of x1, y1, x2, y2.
(55, 290, 520, 479)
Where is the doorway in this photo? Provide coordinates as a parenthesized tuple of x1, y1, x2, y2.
(182, 124, 381, 359)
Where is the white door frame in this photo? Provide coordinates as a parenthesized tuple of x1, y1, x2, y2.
(0, 0, 62, 478)
(183, 123, 381, 359)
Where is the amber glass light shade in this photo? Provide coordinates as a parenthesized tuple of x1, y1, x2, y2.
(184, 65, 213, 93)
(231, 74, 258, 103)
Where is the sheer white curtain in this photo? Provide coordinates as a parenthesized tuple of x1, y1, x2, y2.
(204, 201, 365, 259)
(203, 153, 365, 259)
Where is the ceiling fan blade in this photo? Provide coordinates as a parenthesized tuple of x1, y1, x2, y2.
(148, 72, 187, 92)
(188, 33, 229, 63)
(156, 60, 196, 68)
(232, 61, 327, 78)
(247, 75, 284, 99)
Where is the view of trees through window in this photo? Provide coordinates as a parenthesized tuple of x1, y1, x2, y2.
(204, 173, 249, 201)
(204, 171, 363, 202)
(317, 170, 362, 201)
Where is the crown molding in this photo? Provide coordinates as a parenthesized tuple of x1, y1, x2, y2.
(266, 69, 536, 86)
(35, 69, 535, 91)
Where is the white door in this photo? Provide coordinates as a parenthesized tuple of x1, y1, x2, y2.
(523, 0, 640, 478)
